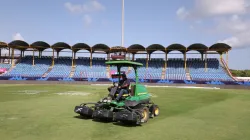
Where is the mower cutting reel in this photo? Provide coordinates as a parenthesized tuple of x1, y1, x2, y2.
(74, 60, 160, 125)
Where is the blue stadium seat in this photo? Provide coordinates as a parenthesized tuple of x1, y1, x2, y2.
(3, 56, 51, 77)
(46, 57, 71, 78)
(187, 58, 233, 81)
(165, 58, 187, 80)
(73, 57, 107, 78)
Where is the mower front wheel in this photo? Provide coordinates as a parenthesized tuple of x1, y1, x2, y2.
(149, 105, 160, 118)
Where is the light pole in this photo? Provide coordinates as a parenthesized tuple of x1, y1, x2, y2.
(122, 0, 130, 60)
(121, 0, 124, 48)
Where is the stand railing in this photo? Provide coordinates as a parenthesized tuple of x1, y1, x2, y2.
(221, 58, 238, 81)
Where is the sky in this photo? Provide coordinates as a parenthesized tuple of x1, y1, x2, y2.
(0, 0, 249, 70)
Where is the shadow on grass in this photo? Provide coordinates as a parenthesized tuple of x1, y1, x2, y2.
(92, 118, 113, 124)
(73, 115, 92, 120)
(112, 122, 141, 127)
(74, 115, 143, 127)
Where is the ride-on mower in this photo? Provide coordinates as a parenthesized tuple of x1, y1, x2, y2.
(74, 60, 159, 125)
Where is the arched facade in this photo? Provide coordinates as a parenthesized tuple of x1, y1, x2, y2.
(0, 40, 232, 69)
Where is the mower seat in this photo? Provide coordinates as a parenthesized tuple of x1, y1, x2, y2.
(114, 85, 135, 97)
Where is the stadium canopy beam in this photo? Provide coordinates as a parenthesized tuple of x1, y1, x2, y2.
(166, 44, 186, 54)
(209, 43, 232, 54)
(92, 44, 110, 54)
(51, 42, 71, 66)
(30, 41, 51, 58)
(187, 43, 208, 60)
(91, 44, 110, 66)
(0, 42, 8, 63)
(72, 43, 91, 53)
(127, 44, 145, 53)
(146, 44, 165, 55)
(209, 43, 232, 69)
(8, 40, 29, 62)
(8, 40, 29, 52)
(72, 43, 91, 67)
(146, 44, 165, 68)
(51, 42, 71, 53)
(127, 44, 146, 61)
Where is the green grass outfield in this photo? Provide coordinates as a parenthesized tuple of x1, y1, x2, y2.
(0, 84, 250, 140)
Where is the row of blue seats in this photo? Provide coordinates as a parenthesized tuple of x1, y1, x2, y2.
(4, 75, 249, 86)
(0, 63, 12, 70)
(1, 57, 233, 82)
(206, 81, 224, 85)
(236, 81, 250, 86)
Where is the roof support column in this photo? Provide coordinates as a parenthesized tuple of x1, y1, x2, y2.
(201, 53, 204, 60)
(90, 51, 93, 68)
(57, 51, 59, 58)
(74, 52, 76, 66)
(165, 52, 167, 69)
(32, 49, 35, 66)
(71, 51, 74, 67)
(226, 51, 229, 66)
(11, 48, 15, 66)
(8, 47, 10, 64)
(205, 52, 207, 72)
(0, 49, 2, 63)
(146, 53, 149, 68)
(184, 52, 187, 69)
(107, 53, 110, 60)
(20, 50, 22, 58)
(38, 51, 41, 58)
(52, 49, 55, 66)
(132, 53, 135, 61)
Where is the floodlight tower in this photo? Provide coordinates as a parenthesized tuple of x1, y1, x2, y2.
(121, 0, 124, 48)
(121, 0, 130, 60)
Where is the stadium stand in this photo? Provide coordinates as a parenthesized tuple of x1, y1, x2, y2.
(73, 57, 106, 78)
(0, 63, 11, 70)
(3, 56, 51, 77)
(165, 58, 186, 80)
(46, 57, 72, 78)
(0, 40, 240, 85)
(187, 58, 233, 81)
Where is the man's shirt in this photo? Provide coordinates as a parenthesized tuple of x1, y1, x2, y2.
(120, 78, 130, 90)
